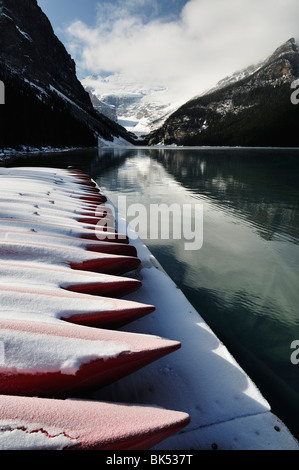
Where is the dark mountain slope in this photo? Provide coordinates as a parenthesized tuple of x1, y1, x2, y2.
(0, 0, 135, 149)
(147, 38, 299, 147)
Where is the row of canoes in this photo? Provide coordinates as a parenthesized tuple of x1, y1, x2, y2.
(0, 166, 190, 450)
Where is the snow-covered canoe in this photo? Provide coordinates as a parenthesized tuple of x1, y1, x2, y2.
(0, 240, 140, 275)
(0, 205, 116, 229)
(0, 228, 137, 256)
(0, 318, 180, 397)
(0, 261, 141, 298)
(0, 394, 190, 450)
(0, 166, 189, 450)
(0, 217, 128, 242)
(0, 284, 155, 328)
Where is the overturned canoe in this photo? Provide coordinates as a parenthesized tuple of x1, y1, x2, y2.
(0, 207, 116, 230)
(0, 229, 137, 257)
(0, 240, 140, 275)
(0, 395, 190, 450)
(0, 284, 155, 328)
(0, 166, 189, 450)
(0, 318, 180, 397)
(0, 396, 190, 450)
(0, 261, 142, 298)
(0, 217, 128, 242)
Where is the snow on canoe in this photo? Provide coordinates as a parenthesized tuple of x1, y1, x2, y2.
(0, 284, 155, 328)
(0, 207, 117, 230)
(0, 191, 107, 207)
(0, 217, 128, 242)
(0, 229, 137, 257)
(0, 394, 190, 450)
(0, 318, 180, 397)
(0, 261, 142, 298)
(0, 177, 108, 208)
(0, 187, 108, 205)
(0, 174, 106, 196)
(0, 240, 140, 275)
(0, 167, 189, 449)
(0, 166, 96, 181)
(0, 175, 106, 196)
(0, 167, 101, 189)
(0, 197, 111, 217)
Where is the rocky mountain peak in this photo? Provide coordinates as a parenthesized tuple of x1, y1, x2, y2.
(147, 38, 299, 147)
(269, 37, 298, 59)
(0, 0, 91, 110)
(0, 0, 135, 149)
(263, 38, 299, 76)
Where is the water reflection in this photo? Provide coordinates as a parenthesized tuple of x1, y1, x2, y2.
(89, 148, 138, 179)
(148, 147, 299, 243)
(95, 146, 299, 441)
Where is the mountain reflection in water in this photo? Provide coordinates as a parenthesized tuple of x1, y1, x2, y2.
(94, 146, 299, 442)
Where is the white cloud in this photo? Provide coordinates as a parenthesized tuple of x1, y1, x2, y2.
(67, 0, 299, 106)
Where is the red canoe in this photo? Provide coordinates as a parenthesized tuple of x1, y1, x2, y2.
(0, 217, 128, 243)
(0, 394, 190, 450)
(0, 196, 111, 215)
(0, 176, 107, 200)
(0, 229, 137, 257)
(0, 240, 140, 275)
(0, 284, 155, 328)
(0, 261, 142, 298)
(0, 206, 117, 230)
(0, 187, 108, 205)
(0, 318, 180, 397)
(0, 168, 100, 189)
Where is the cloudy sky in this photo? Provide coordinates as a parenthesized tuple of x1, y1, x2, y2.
(37, 0, 299, 106)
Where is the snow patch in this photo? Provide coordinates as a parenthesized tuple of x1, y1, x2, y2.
(15, 25, 32, 43)
(0, 329, 130, 375)
(49, 85, 80, 109)
(82, 74, 181, 137)
(98, 135, 133, 148)
(0, 422, 77, 450)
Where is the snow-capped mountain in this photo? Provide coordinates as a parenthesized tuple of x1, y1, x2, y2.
(82, 74, 180, 138)
(147, 38, 299, 147)
(205, 63, 264, 95)
(0, 0, 134, 150)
